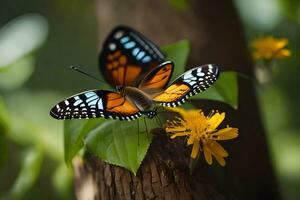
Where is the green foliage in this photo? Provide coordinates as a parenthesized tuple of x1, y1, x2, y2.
(6, 91, 64, 160)
(0, 56, 35, 90)
(0, 14, 48, 68)
(279, 0, 300, 21)
(0, 14, 48, 90)
(85, 120, 154, 175)
(10, 148, 43, 199)
(191, 71, 239, 109)
(64, 118, 105, 165)
(0, 97, 9, 134)
(52, 163, 73, 199)
(161, 39, 190, 81)
(168, 0, 188, 10)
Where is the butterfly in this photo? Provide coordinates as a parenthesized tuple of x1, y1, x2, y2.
(50, 25, 219, 121)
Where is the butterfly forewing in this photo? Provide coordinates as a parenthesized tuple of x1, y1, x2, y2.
(99, 26, 165, 87)
(153, 64, 219, 107)
(50, 90, 142, 120)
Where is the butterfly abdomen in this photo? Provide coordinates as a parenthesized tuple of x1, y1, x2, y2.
(124, 87, 154, 111)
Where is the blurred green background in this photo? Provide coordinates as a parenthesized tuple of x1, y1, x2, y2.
(0, 0, 299, 199)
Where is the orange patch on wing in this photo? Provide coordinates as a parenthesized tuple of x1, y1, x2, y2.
(125, 65, 142, 85)
(106, 93, 138, 114)
(106, 63, 113, 70)
(153, 83, 190, 102)
(110, 66, 125, 85)
(140, 63, 173, 90)
(113, 61, 119, 67)
(114, 51, 121, 57)
(119, 55, 127, 65)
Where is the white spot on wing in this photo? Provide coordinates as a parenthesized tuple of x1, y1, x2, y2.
(108, 43, 116, 51)
(114, 31, 124, 39)
(97, 99, 103, 110)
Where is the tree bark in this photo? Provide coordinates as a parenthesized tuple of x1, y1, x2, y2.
(74, 0, 280, 199)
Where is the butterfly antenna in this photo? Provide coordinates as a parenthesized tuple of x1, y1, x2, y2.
(70, 65, 108, 85)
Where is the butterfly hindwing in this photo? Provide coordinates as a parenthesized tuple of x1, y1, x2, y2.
(153, 64, 219, 107)
(99, 25, 165, 87)
(50, 90, 142, 120)
(138, 61, 174, 92)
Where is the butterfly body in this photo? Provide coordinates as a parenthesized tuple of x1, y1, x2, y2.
(121, 86, 155, 112)
(50, 26, 220, 121)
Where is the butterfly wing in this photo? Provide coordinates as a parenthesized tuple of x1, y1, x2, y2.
(153, 64, 219, 107)
(138, 61, 174, 93)
(50, 90, 142, 120)
(99, 25, 165, 87)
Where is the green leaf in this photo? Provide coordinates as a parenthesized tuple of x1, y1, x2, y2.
(279, 0, 300, 21)
(161, 39, 190, 81)
(6, 91, 65, 161)
(64, 118, 106, 165)
(10, 148, 43, 199)
(191, 71, 239, 109)
(0, 14, 48, 68)
(85, 119, 157, 175)
(0, 56, 35, 90)
(52, 163, 73, 199)
(0, 97, 9, 134)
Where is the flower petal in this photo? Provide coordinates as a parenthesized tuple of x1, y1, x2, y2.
(166, 126, 187, 133)
(207, 112, 225, 131)
(191, 141, 200, 159)
(210, 127, 239, 140)
(275, 38, 288, 50)
(214, 154, 226, 167)
(208, 141, 228, 157)
(166, 107, 189, 118)
(170, 131, 189, 139)
(275, 49, 291, 59)
(203, 144, 213, 165)
(207, 141, 227, 167)
(187, 136, 195, 145)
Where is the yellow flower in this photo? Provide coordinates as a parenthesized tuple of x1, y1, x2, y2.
(252, 36, 291, 60)
(165, 107, 238, 167)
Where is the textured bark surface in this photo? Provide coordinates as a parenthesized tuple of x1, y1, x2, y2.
(74, 132, 225, 200)
(74, 0, 280, 199)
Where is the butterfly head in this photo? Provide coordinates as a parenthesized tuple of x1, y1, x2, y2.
(116, 85, 124, 93)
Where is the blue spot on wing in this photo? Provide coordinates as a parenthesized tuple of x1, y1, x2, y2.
(85, 92, 96, 98)
(73, 99, 83, 106)
(132, 47, 140, 56)
(120, 36, 130, 44)
(88, 99, 98, 106)
(86, 96, 98, 103)
(124, 41, 136, 49)
(141, 56, 151, 63)
(136, 51, 146, 60)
